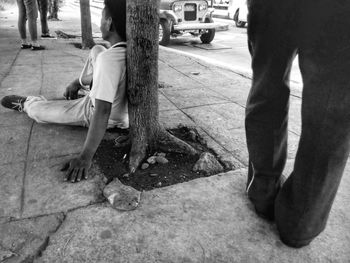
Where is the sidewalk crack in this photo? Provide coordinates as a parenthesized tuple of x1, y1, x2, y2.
(20, 121, 35, 217)
(0, 49, 21, 88)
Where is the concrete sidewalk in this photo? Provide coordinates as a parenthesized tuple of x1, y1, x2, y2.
(0, 4, 349, 263)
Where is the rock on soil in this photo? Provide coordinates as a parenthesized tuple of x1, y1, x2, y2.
(192, 152, 224, 175)
(155, 156, 169, 164)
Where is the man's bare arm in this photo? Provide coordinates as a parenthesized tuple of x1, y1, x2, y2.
(63, 74, 93, 100)
(63, 99, 111, 182)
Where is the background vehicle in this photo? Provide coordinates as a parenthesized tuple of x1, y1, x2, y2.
(159, 0, 217, 46)
(209, 0, 248, 28)
(231, 0, 248, 28)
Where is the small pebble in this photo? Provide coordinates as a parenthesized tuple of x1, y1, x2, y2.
(157, 152, 166, 157)
(189, 130, 197, 141)
(149, 173, 158, 177)
(155, 156, 169, 164)
(122, 173, 129, 178)
(191, 71, 200, 75)
(157, 182, 162, 187)
(147, 156, 156, 164)
(141, 163, 149, 170)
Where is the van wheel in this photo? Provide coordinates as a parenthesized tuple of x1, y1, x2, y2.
(200, 18, 215, 44)
(234, 10, 246, 28)
(159, 19, 171, 46)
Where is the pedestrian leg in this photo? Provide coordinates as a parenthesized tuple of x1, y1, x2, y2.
(23, 0, 39, 45)
(275, 0, 350, 247)
(245, 0, 298, 219)
(16, 0, 28, 44)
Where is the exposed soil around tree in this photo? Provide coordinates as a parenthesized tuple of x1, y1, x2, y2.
(94, 127, 221, 191)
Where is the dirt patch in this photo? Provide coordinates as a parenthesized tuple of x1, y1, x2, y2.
(94, 127, 222, 191)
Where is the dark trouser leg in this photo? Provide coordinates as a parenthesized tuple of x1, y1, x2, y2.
(275, 0, 350, 247)
(245, 0, 297, 219)
(37, 0, 49, 35)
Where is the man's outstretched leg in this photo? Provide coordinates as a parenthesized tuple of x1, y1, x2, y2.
(275, 0, 350, 248)
(245, 0, 297, 220)
(1, 95, 93, 126)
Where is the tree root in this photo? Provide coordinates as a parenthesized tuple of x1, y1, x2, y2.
(156, 129, 199, 156)
(128, 138, 147, 174)
(128, 128, 200, 173)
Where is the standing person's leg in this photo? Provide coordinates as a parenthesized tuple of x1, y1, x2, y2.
(245, 0, 298, 219)
(37, 0, 50, 36)
(16, 0, 31, 48)
(23, 0, 45, 49)
(275, 0, 350, 248)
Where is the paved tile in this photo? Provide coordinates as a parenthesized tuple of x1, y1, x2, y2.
(22, 156, 105, 218)
(0, 111, 32, 127)
(0, 162, 24, 219)
(159, 109, 196, 129)
(162, 87, 229, 109)
(0, 213, 64, 262)
(0, 74, 42, 95)
(183, 102, 245, 130)
(13, 53, 42, 66)
(0, 125, 31, 165)
(158, 62, 202, 91)
(27, 123, 87, 161)
(175, 64, 234, 87)
(10, 64, 42, 78)
(159, 93, 177, 111)
(209, 78, 251, 106)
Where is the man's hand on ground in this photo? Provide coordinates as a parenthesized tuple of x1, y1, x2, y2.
(63, 79, 82, 100)
(61, 157, 91, 183)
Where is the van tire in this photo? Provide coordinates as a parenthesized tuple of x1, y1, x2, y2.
(200, 17, 215, 44)
(159, 19, 171, 46)
(234, 9, 246, 28)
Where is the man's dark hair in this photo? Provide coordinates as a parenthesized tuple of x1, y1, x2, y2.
(104, 0, 126, 40)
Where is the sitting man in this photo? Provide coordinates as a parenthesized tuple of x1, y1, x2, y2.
(1, 0, 128, 183)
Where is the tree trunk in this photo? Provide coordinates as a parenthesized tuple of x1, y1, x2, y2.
(79, 0, 95, 49)
(126, 0, 198, 173)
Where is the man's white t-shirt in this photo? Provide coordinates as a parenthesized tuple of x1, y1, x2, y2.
(89, 42, 129, 129)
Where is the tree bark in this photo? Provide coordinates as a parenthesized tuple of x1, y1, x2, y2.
(79, 0, 95, 49)
(126, 0, 198, 173)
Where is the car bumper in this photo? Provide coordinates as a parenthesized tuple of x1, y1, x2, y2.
(174, 22, 220, 31)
